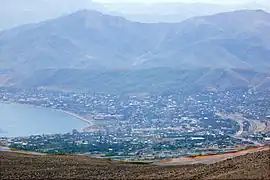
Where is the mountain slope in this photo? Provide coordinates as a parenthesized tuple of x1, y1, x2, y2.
(1, 150, 270, 179)
(11, 68, 270, 93)
(0, 10, 269, 73)
(0, 10, 172, 71)
(140, 10, 270, 68)
(0, 10, 270, 92)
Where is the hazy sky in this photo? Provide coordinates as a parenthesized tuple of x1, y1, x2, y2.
(93, 0, 268, 4)
(0, 0, 269, 30)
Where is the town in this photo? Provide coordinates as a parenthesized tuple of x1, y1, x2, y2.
(0, 87, 270, 160)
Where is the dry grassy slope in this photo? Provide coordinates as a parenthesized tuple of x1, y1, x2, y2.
(1, 150, 269, 179)
(6, 68, 269, 94)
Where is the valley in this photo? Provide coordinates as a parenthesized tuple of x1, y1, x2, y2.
(1, 87, 269, 161)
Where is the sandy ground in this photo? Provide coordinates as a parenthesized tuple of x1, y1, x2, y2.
(59, 110, 93, 125)
(2, 149, 270, 179)
(155, 146, 270, 166)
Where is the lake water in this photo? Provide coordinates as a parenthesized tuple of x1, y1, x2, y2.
(0, 103, 88, 137)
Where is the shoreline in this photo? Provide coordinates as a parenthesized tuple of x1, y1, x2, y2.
(59, 110, 93, 125)
(0, 101, 94, 132)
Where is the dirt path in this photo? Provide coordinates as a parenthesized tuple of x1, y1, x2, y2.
(0, 146, 46, 155)
(59, 110, 93, 125)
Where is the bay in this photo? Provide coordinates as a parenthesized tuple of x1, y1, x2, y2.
(0, 103, 88, 137)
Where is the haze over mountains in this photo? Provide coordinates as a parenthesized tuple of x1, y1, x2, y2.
(104, 1, 270, 23)
(1, 0, 270, 30)
(0, 9, 269, 92)
(1, 9, 270, 70)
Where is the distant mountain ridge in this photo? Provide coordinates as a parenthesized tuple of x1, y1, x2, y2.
(0, 9, 269, 72)
(141, 10, 270, 69)
(0, 10, 269, 92)
(0, 10, 173, 71)
(0, 0, 269, 30)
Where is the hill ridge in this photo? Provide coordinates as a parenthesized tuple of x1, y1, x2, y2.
(1, 149, 270, 179)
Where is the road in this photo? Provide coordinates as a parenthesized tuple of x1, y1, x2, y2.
(216, 112, 264, 146)
(60, 110, 93, 125)
(216, 112, 244, 136)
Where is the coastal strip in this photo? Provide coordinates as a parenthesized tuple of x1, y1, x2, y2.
(59, 110, 93, 125)
(0, 101, 94, 125)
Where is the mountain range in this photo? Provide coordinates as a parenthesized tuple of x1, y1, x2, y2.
(1, 0, 270, 30)
(1, 9, 270, 70)
(106, 2, 270, 23)
(0, 9, 269, 92)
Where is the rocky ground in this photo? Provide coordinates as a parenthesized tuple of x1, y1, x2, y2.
(1, 150, 270, 179)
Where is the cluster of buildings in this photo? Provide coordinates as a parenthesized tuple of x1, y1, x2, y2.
(0, 126, 260, 160)
(0, 87, 269, 160)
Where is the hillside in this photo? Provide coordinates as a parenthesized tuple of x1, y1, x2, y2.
(0, 10, 172, 72)
(141, 10, 270, 69)
(11, 68, 270, 93)
(0, 10, 269, 92)
(0, 10, 269, 72)
(1, 150, 270, 179)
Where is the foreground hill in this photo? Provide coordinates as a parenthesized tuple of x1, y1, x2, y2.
(1, 150, 270, 179)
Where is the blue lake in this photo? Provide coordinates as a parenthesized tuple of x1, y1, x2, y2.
(0, 103, 88, 137)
